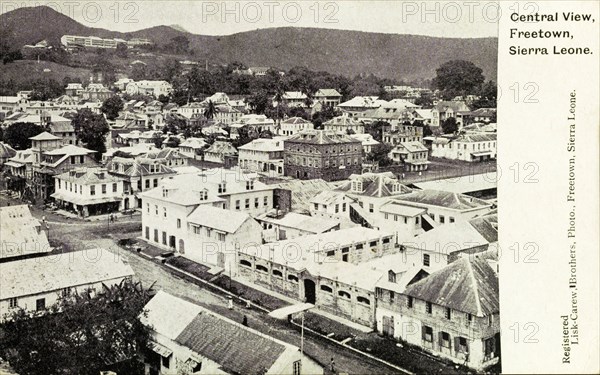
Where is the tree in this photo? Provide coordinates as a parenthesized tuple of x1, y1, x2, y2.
(73, 109, 110, 160)
(151, 132, 164, 148)
(366, 144, 393, 167)
(166, 36, 190, 54)
(441, 117, 458, 134)
(116, 42, 128, 58)
(100, 96, 124, 121)
(203, 100, 219, 121)
(3, 122, 44, 150)
(471, 80, 497, 109)
(0, 279, 153, 375)
(433, 60, 485, 100)
(311, 104, 338, 128)
(364, 120, 390, 142)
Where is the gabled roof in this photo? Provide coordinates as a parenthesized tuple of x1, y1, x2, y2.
(205, 141, 237, 155)
(394, 141, 428, 153)
(314, 89, 342, 97)
(403, 256, 499, 316)
(55, 167, 124, 184)
(187, 206, 253, 233)
(338, 96, 381, 108)
(277, 179, 339, 214)
(140, 291, 203, 340)
(0, 249, 134, 300)
(281, 116, 312, 125)
(238, 138, 284, 152)
(323, 115, 361, 127)
(434, 100, 470, 112)
(0, 142, 16, 159)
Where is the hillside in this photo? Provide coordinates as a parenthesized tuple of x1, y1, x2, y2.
(0, 6, 498, 81)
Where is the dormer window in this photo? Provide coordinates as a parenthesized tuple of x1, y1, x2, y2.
(388, 270, 396, 283)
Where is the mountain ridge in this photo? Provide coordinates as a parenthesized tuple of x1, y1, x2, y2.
(0, 6, 498, 81)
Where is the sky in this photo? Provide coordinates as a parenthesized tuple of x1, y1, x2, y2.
(1, 1, 499, 38)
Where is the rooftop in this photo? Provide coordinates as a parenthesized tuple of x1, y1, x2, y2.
(0, 205, 51, 260)
(187, 206, 253, 233)
(0, 249, 134, 300)
(392, 190, 492, 211)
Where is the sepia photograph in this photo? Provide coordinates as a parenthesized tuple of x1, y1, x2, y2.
(2, 1, 592, 374)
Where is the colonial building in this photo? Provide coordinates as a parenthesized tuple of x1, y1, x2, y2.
(375, 254, 499, 371)
(126, 80, 173, 98)
(430, 133, 497, 162)
(389, 141, 430, 171)
(283, 130, 362, 182)
(204, 141, 238, 164)
(337, 96, 385, 119)
(313, 89, 342, 107)
(238, 138, 285, 176)
(431, 101, 470, 127)
(323, 114, 364, 134)
(51, 167, 127, 217)
(237, 227, 397, 327)
(0, 249, 134, 322)
(279, 117, 313, 136)
(350, 133, 380, 155)
(141, 291, 324, 375)
(178, 137, 206, 160)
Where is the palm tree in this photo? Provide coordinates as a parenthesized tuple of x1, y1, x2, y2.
(203, 100, 219, 122)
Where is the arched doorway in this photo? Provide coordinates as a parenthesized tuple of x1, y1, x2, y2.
(303, 279, 316, 304)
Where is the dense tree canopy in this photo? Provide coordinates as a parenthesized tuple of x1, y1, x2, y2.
(0, 279, 153, 375)
(441, 116, 458, 134)
(73, 109, 110, 160)
(100, 96, 124, 121)
(433, 60, 485, 100)
(366, 143, 393, 167)
(3, 122, 44, 150)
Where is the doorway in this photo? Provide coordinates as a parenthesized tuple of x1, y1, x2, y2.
(303, 279, 316, 304)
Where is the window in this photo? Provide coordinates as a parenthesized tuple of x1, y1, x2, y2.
(320, 285, 333, 293)
(163, 207, 167, 218)
(407, 296, 414, 308)
(384, 213, 389, 220)
(9, 297, 17, 309)
(445, 307, 452, 320)
(488, 315, 494, 326)
(254, 197, 259, 208)
(456, 337, 469, 353)
(206, 228, 212, 238)
(112, 183, 117, 192)
(416, 216, 420, 224)
(439, 215, 445, 224)
(153, 179, 158, 187)
(177, 219, 181, 229)
(235, 200, 240, 210)
(36, 298, 46, 311)
(422, 325, 433, 342)
(370, 241, 377, 247)
(394, 215, 398, 222)
(467, 313, 473, 324)
(162, 355, 171, 369)
(389, 291, 394, 301)
(155, 205, 158, 215)
(288, 274, 299, 283)
(62, 287, 71, 297)
(240, 259, 252, 267)
(369, 203, 374, 213)
(342, 203, 346, 212)
(245, 199, 250, 209)
(79, 155, 84, 164)
(264, 196, 268, 206)
(272, 269, 283, 278)
(101, 184, 106, 194)
(218, 233, 226, 242)
(335, 204, 339, 213)
(430, 213, 435, 220)
(383, 238, 390, 244)
(426, 301, 432, 314)
(423, 253, 430, 267)
(449, 217, 455, 223)
(154, 229, 159, 242)
(58, 180, 61, 189)
(145, 226, 149, 239)
(246, 180, 254, 190)
(293, 360, 301, 375)
(146, 203, 150, 213)
(162, 232, 167, 245)
(70, 156, 76, 164)
(145, 180, 150, 189)
(440, 332, 451, 348)
(256, 264, 268, 273)
(355, 243, 363, 250)
(90, 185, 95, 195)
(333, 291, 350, 301)
(357, 296, 370, 305)
(314, 203, 319, 211)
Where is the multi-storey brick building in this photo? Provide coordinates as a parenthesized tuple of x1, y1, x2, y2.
(283, 130, 362, 182)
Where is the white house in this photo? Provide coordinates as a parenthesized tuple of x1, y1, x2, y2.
(140, 291, 324, 375)
(126, 80, 173, 98)
(389, 141, 430, 171)
(256, 211, 340, 242)
(238, 138, 285, 176)
(279, 117, 313, 136)
(51, 167, 127, 217)
(313, 89, 342, 107)
(323, 114, 364, 134)
(204, 141, 238, 164)
(0, 249, 134, 322)
(350, 133, 380, 154)
(430, 133, 497, 162)
(185, 205, 263, 272)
